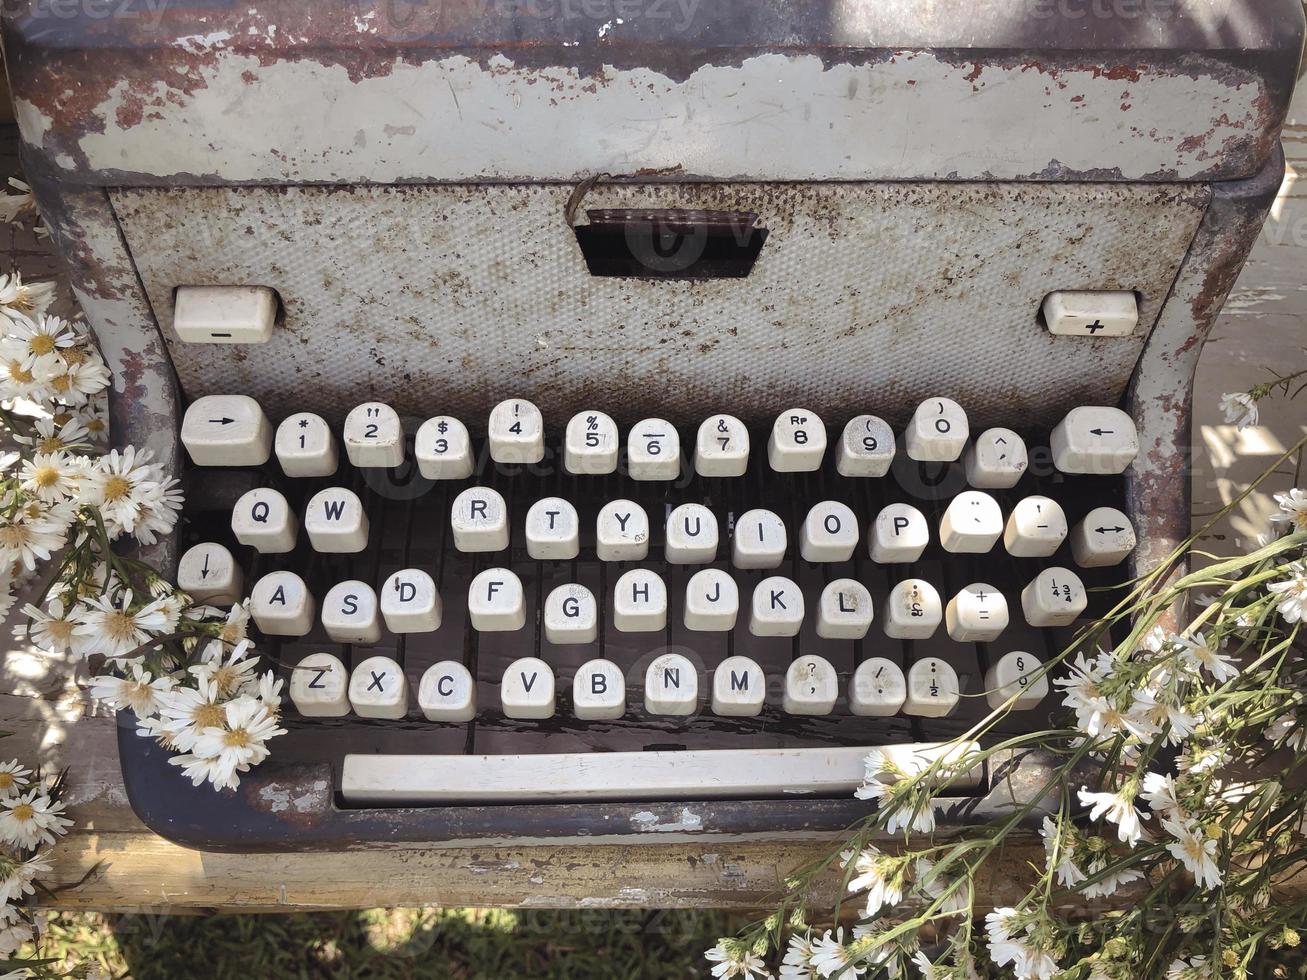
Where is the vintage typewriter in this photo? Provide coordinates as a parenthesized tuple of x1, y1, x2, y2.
(3, 0, 1301, 851)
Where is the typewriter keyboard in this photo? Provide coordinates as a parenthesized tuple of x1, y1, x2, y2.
(176, 396, 1137, 805)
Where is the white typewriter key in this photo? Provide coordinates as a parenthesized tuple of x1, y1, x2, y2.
(417, 661, 475, 722)
(695, 414, 750, 477)
(348, 656, 408, 720)
(784, 655, 839, 716)
(644, 652, 698, 715)
(985, 651, 1049, 710)
(883, 579, 943, 640)
(414, 416, 475, 480)
(275, 412, 338, 478)
(732, 508, 787, 569)
(1022, 567, 1088, 627)
(750, 576, 805, 637)
(450, 487, 509, 553)
(1043, 290, 1138, 338)
(712, 656, 766, 717)
(946, 583, 1009, 643)
(181, 394, 273, 467)
(870, 503, 929, 563)
(627, 418, 681, 481)
(684, 568, 739, 632)
(468, 569, 526, 631)
(176, 542, 242, 605)
(321, 581, 382, 645)
(172, 285, 278, 345)
(767, 408, 827, 472)
(904, 396, 969, 462)
(904, 658, 960, 717)
(543, 584, 598, 645)
(289, 653, 350, 718)
(596, 499, 649, 562)
(816, 579, 873, 639)
(249, 571, 315, 636)
(304, 487, 369, 553)
(1050, 406, 1139, 474)
(488, 398, 544, 465)
(849, 658, 907, 717)
(501, 657, 555, 719)
(800, 501, 859, 563)
(613, 569, 667, 632)
(1004, 495, 1068, 558)
(380, 568, 441, 633)
(939, 491, 1003, 554)
(665, 503, 719, 564)
(343, 402, 404, 468)
(525, 497, 580, 560)
(964, 427, 1028, 490)
(1071, 506, 1137, 568)
(231, 487, 297, 554)
(573, 658, 625, 720)
(837, 415, 895, 477)
(564, 410, 619, 475)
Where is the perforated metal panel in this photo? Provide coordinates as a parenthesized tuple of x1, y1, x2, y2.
(111, 182, 1209, 429)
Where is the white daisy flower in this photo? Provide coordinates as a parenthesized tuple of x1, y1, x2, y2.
(915, 856, 970, 916)
(89, 662, 175, 717)
(910, 951, 936, 979)
(1265, 710, 1307, 751)
(1081, 853, 1144, 898)
(842, 845, 903, 916)
(1078, 786, 1148, 846)
(63, 395, 108, 444)
(1219, 391, 1259, 430)
(0, 916, 34, 958)
(46, 354, 110, 405)
(84, 447, 161, 535)
(1040, 816, 1086, 886)
(1270, 487, 1307, 533)
(252, 671, 283, 716)
(154, 676, 227, 753)
(18, 599, 79, 656)
(0, 178, 35, 224)
(188, 695, 287, 791)
(704, 941, 772, 980)
(809, 929, 863, 978)
(74, 590, 176, 660)
(1140, 771, 1185, 820)
(128, 476, 183, 545)
(1165, 955, 1211, 979)
(0, 851, 51, 904)
(0, 271, 56, 322)
(5, 312, 74, 360)
(1269, 563, 1307, 623)
(0, 760, 32, 800)
(190, 639, 259, 699)
(780, 931, 817, 980)
(0, 511, 66, 571)
(1163, 817, 1221, 890)
(0, 347, 48, 401)
(1175, 632, 1239, 683)
(16, 415, 91, 454)
(0, 789, 73, 849)
(18, 450, 84, 502)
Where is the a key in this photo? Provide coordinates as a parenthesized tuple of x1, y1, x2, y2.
(904, 396, 968, 462)
(665, 503, 719, 563)
(249, 571, 315, 636)
(415, 416, 475, 480)
(870, 503, 929, 563)
(1003, 495, 1068, 558)
(711, 656, 766, 717)
(731, 508, 788, 569)
(684, 568, 739, 632)
(945, 582, 1009, 643)
(613, 569, 667, 632)
(596, 499, 649, 561)
(644, 652, 697, 715)
(181, 394, 273, 466)
(784, 655, 839, 716)
(800, 501, 859, 562)
(939, 490, 1003, 554)
(849, 657, 907, 717)
(985, 650, 1049, 710)
(304, 487, 369, 553)
(767, 408, 827, 472)
(883, 579, 942, 639)
(816, 578, 873, 639)
(321, 580, 382, 644)
(964, 427, 1027, 489)
(348, 655, 408, 720)
(525, 497, 580, 560)
(543, 584, 598, 644)
(501, 657, 555, 719)
(1070, 506, 1136, 567)
(627, 418, 681, 481)
(1021, 567, 1087, 627)
(836, 415, 895, 477)
(694, 414, 750, 477)
(573, 658, 625, 720)
(177, 542, 243, 605)
(450, 486, 510, 552)
(564, 410, 619, 475)
(488, 398, 544, 464)
(1050, 406, 1138, 474)
(750, 576, 804, 636)
(903, 658, 960, 717)
(468, 568, 526, 631)
(380, 568, 441, 633)
(275, 412, 338, 478)
(289, 653, 350, 718)
(231, 487, 298, 554)
(343, 401, 404, 468)
(417, 661, 476, 722)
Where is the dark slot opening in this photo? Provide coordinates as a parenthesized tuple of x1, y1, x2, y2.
(573, 209, 767, 280)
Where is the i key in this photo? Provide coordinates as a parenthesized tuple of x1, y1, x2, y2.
(695, 414, 750, 477)
(232, 487, 297, 553)
(732, 508, 787, 569)
(501, 657, 555, 719)
(348, 655, 408, 720)
(275, 412, 338, 478)
(415, 416, 475, 480)
(289, 653, 351, 718)
(488, 398, 545, 464)
(181, 394, 273, 467)
(305, 487, 369, 553)
(177, 542, 243, 606)
(344, 402, 404, 468)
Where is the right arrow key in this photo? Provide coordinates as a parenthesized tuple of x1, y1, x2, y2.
(1050, 406, 1139, 474)
(1070, 506, 1137, 568)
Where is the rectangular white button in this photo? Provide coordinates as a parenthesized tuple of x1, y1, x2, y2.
(1043, 290, 1138, 337)
(1050, 406, 1139, 474)
(172, 285, 277, 344)
(181, 394, 273, 467)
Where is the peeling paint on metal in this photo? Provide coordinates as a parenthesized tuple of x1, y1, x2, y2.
(631, 808, 704, 832)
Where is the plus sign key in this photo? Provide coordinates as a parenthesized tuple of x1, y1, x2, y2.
(1041, 291, 1138, 337)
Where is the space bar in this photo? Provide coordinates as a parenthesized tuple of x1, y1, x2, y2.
(340, 742, 981, 804)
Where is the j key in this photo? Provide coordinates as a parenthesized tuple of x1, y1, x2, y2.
(684, 569, 739, 632)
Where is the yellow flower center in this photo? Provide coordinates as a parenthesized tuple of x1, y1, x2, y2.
(33, 465, 60, 488)
(101, 475, 130, 502)
(223, 728, 251, 750)
(50, 374, 71, 394)
(52, 411, 71, 426)
(62, 346, 87, 366)
(212, 665, 240, 695)
(0, 525, 33, 550)
(29, 335, 55, 356)
(0, 773, 13, 790)
(38, 436, 62, 452)
(104, 610, 138, 641)
(193, 704, 224, 729)
(87, 418, 106, 435)
(46, 619, 72, 643)
(11, 803, 32, 822)
(6, 362, 31, 384)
